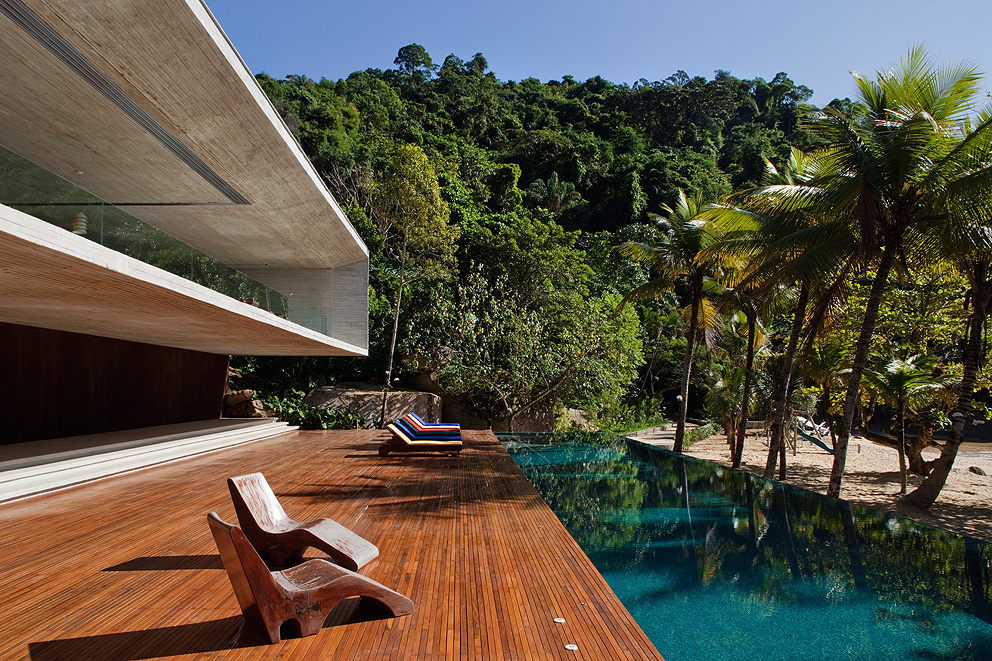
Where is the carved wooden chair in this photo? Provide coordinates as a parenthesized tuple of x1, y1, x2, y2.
(227, 472, 378, 571)
(207, 512, 413, 643)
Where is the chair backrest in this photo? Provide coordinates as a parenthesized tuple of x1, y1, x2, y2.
(228, 472, 291, 532)
(208, 512, 265, 615)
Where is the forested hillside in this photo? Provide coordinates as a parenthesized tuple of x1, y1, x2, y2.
(239, 44, 829, 428)
(240, 44, 991, 508)
(257, 45, 821, 232)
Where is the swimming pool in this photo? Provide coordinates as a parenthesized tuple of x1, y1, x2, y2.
(500, 432, 992, 661)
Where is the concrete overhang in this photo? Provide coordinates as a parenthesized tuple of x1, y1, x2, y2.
(0, 0, 369, 354)
(0, 205, 366, 355)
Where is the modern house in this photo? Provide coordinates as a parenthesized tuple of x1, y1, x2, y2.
(0, 0, 369, 497)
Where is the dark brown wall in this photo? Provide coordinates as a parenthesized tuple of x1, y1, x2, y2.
(1, 322, 228, 444)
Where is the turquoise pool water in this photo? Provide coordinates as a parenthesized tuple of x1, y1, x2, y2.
(500, 432, 992, 661)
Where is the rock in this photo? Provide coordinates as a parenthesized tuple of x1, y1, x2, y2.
(306, 382, 442, 426)
(968, 466, 987, 476)
(224, 389, 254, 406)
(225, 399, 273, 418)
(562, 408, 597, 431)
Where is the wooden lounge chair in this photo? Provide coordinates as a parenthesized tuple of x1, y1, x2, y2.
(227, 472, 379, 571)
(393, 417, 460, 440)
(401, 412, 461, 432)
(380, 422, 463, 456)
(207, 512, 413, 643)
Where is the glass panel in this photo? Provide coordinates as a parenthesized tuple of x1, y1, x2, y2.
(0, 143, 326, 336)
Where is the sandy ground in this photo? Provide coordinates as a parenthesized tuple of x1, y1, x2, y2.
(684, 431, 992, 543)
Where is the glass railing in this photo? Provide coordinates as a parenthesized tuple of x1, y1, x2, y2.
(0, 143, 327, 336)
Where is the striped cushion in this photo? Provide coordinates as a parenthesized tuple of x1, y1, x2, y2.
(393, 418, 461, 440)
(387, 423, 462, 446)
(403, 412, 461, 431)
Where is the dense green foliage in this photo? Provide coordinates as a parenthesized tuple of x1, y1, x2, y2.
(243, 47, 821, 427)
(261, 390, 369, 430)
(241, 44, 992, 497)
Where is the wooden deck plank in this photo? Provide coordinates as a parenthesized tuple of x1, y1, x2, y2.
(0, 430, 663, 660)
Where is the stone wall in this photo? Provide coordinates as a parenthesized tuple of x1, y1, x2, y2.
(306, 383, 442, 426)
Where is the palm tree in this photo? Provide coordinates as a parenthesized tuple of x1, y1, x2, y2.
(817, 48, 992, 497)
(903, 254, 992, 506)
(526, 173, 581, 215)
(711, 276, 772, 468)
(705, 361, 746, 448)
(616, 189, 721, 452)
(717, 48, 992, 497)
(704, 148, 856, 478)
(862, 353, 947, 493)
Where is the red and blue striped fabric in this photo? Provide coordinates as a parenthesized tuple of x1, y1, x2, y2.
(393, 417, 462, 441)
(402, 412, 460, 432)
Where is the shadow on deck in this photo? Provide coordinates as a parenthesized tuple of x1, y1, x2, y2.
(0, 430, 662, 660)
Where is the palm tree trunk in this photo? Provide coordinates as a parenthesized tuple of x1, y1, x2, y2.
(839, 500, 868, 590)
(674, 275, 702, 453)
(732, 309, 756, 468)
(897, 400, 907, 494)
(765, 281, 809, 479)
(901, 261, 990, 508)
(827, 244, 897, 498)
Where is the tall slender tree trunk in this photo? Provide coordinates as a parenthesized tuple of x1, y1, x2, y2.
(676, 456, 699, 577)
(897, 400, 908, 494)
(902, 261, 990, 508)
(965, 537, 990, 622)
(732, 309, 756, 468)
(379, 228, 409, 427)
(674, 275, 702, 453)
(827, 244, 898, 497)
(765, 281, 809, 479)
(839, 500, 868, 591)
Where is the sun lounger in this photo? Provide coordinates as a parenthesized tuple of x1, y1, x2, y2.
(208, 512, 413, 643)
(401, 412, 460, 432)
(380, 422, 463, 456)
(227, 472, 379, 571)
(393, 417, 460, 440)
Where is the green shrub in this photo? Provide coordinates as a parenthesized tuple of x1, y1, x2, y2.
(597, 398, 669, 435)
(261, 389, 369, 430)
(682, 421, 721, 448)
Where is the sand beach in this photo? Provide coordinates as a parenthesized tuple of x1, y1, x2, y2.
(685, 431, 992, 543)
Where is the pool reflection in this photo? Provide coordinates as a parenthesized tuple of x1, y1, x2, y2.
(501, 432, 992, 661)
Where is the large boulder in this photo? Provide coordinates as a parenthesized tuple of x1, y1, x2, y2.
(442, 399, 555, 431)
(305, 382, 443, 426)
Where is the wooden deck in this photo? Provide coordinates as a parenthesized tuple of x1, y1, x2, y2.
(0, 430, 664, 660)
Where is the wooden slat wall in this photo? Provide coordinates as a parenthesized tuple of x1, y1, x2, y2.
(0, 430, 664, 660)
(0, 321, 228, 443)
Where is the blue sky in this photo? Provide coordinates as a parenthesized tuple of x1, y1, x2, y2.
(206, 0, 990, 107)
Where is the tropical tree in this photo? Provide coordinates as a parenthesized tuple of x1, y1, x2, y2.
(862, 353, 947, 493)
(903, 254, 992, 506)
(617, 188, 721, 452)
(705, 361, 746, 447)
(708, 273, 769, 467)
(704, 147, 856, 478)
(718, 48, 992, 496)
(375, 144, 459, 423)
(526, 172, 581, 215)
